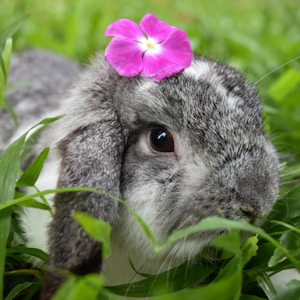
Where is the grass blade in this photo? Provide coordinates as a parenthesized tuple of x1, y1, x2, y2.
(0, 132, 27, 299)
(0, 117, 58, 299)
(107, 261, 215, 297)
(156, 217, 300, 271)
(0, 14, 28, 109)
(74, 212, 111, 258)
(0, 14, 28, 51)
(0, 38, 12, 109)
(6, 247, 48, 261)
(17, 147, 50, 187)
(4, 282, 34, 300)
(3, 97, 18, 127)
(257, 274, 277, 300)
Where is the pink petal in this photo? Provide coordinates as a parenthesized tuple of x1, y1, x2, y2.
(141, 55, 183, 82)
(141, 30, 192, 82)
(104, 37, 143, 77)
(152, 65, 185, 82)
(140, 14, 176, 43)
(105, 19, 144, 40)
(161, 30, 192, 68)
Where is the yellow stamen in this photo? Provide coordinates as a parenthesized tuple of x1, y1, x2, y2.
(146, 41, 155, 50)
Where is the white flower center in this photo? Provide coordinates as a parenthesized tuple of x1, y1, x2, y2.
(138, 37, 161, 55)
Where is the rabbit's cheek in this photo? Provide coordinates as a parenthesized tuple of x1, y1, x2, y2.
(166, 145, 279, 233)
(120, 177, 175, 242)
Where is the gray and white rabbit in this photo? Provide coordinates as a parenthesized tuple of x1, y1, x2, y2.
(2, 50, 280, 299)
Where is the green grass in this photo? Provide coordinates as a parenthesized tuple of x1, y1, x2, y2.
(1, 0, 300, 299)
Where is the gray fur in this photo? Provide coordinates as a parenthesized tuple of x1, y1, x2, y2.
(1, 51, 279, 299)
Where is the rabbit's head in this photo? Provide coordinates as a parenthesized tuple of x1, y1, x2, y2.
(44, 55, 279, 298)
(113, 55, 280, 265)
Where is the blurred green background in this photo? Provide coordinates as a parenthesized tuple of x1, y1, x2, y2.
(1, 0, 300, 182)
(1, 0, 299, 74)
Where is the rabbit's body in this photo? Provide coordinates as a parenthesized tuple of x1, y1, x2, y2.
(2, 50, 280, 298)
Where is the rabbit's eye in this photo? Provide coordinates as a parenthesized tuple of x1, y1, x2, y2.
(149, 127, 174, 153)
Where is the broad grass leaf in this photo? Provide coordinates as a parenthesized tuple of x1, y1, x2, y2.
(21, 116, 61, 161)
(212, 230, 241, 256)
(29, 115, 60, 127)
(156, 217, 251, 252)
(268, 197, 300, 231)
(0, 133, 26, 203)
(268, 225, 300, 268)
(68, 274, 104, 300)
(17, 147, 49, 187)
(0, 14, 28, 51)
(241, 235, 259, 267)
(269, 248, 288, 269)
(6, 246, 48, 263)
(74, 212, 111, 258)
(0, 117, 58, 297)
(272, 220, 300, 235)
(0, 127, 27, 297)
(53, 274, 104, 300)
(154, 262, 242, 300)
(0, 187, 103, 211)
(52, 276, 77, 300)
(4, 282, 35, 300)
(107, 260, 216, 297)
(156, 217, 299, 271)
(268, 69, 300, 102)
(257, 273, 277, 299)
(19, 199, 50, 210)
(158, 238, 251, 300)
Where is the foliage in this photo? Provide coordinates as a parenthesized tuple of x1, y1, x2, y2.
(0, 0, 300, 299)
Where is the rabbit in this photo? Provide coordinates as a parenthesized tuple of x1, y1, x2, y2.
(2, 50, 280, 299)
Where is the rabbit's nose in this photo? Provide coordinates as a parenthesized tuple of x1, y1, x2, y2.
(231, 190, 263, 224)
(238, 205, 261, 224)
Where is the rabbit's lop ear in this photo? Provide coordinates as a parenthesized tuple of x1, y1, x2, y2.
(42, 57, 124, 299)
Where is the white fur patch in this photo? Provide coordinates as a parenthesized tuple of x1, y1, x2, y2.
(137, 80, 157, 94)
(21, 152, 59, 252)
(182, 159, 209, 190)
(215, 84, 228, 99)
(103, 180, 166, 285)
(184, 60, 211, 79)
(22, 207, 51, 252)
(227, 94, 240, 109)
(185, 60, 234, 105)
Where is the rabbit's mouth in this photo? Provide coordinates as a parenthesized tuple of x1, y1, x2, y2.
(164, 215, 259, 264)
(168, 184, 275, 236)
(169, 206, 266, 236)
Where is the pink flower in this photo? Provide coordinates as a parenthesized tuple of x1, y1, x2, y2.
(104, 14, 192, 82)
